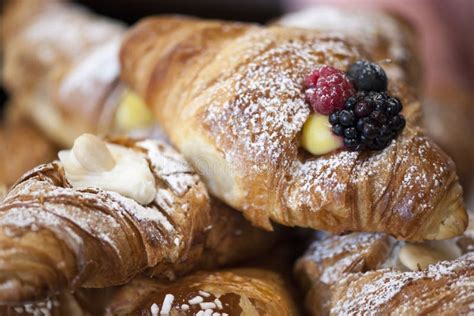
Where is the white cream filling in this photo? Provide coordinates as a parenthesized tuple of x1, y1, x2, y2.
(382, 238, 462, 271)
(59, 134, 156, 205)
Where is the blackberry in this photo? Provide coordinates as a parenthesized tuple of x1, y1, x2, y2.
(329, 91, 405, 151)
(347, 60, 388, 92)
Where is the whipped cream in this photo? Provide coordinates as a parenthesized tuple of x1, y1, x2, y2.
(59, 134, 156, 205)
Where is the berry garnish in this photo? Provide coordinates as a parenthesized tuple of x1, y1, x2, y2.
(328, 91, 405, 151)
(347, 60, 388, 92)
(305, 65, 355, 115)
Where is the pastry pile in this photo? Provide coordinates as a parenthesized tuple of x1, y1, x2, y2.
(0, 1, 472, 315)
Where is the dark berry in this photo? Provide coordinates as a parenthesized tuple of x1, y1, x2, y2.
(344, 127, 358, 139)
(329, 112, 339, 125)
(347, 60, 388, 92)
(354, 101, 373, 117)
(304, 65, 355, 115)
(344, 96, 357, 110)
(339, 110, 355, 126)
(390, 115, 406, 131)
(386, 97, 402, 116)
(370, 111, 388, 124)
(344, 138, 358, 150)
(362, 123, 378, 139)
(332, 124, 344, 136)
(327, 90, 405, 152)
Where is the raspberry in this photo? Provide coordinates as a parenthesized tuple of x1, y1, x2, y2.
(305, 66, 355, 115)
(329, 91, 405, 151)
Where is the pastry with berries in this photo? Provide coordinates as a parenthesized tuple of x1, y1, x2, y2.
(120, 16, 467, 240)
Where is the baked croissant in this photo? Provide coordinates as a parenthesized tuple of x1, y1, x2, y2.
(106, 269, 299, 315)
(295, 222, 474, 315)
(120, 16, 467, 240)
(2, 0, 148, 147)
(0, 135, 275, 303)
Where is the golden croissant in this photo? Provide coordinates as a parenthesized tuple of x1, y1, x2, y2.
(0, 135, 275, 303)
(120, 16, 467, 240)
(295, 223, 474, 315)
(106, 269, 299, 315)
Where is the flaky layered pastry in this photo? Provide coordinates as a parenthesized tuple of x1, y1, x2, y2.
(0, 136, 275, 303)
(106, 269, 299, 316)
(0, 292, 91, 316)
(2, 0, 127, 147)
(295, 223, 474, 315)
(120, 16, 466, 240)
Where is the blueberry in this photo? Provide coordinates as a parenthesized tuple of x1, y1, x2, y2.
(339, 110, 355, 126)
(362, 123, 378, 140)
(347, 60, 388, 92)
(344, 127, 358, 139)
(332, 124, 344, 136)
(354, 101, 373, 117)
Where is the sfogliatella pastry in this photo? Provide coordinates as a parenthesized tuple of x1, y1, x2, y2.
(2, 0, 155, 147)
(0, 135, 275, 303)
(295, 223, 474, 315)
(120, 16, 466, 240)
(106, 269, 299, 315)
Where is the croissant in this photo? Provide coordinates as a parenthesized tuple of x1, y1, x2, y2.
(120, 16, 467, 240)
(0, 135, 276, 303)
(295, 221, 474, 315)
(2, 0, 137, 147)
(106, 269, 299, 315)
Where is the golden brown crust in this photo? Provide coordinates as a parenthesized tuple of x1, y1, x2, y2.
(296, 230, 474, 315)
(0, 119, 57, 187)
(120, 16, 466, 240)
(2, 0, 126, 147)
(0, 138, 275, 303)
(106, 269, 299, 315)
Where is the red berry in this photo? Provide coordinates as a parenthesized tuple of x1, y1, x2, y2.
(304, 66, 355, 115)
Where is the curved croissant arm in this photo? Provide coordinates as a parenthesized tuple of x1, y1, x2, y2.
(295, 227, 474, 315)
(120, 16, 467, 240)
(106, 269, 299, 315)
(3, 0, 127, 147)
(0, 136, 275, 303)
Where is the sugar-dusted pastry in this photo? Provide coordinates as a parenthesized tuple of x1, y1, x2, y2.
(295, 223, 474, 315)
(0, 135, 275, 303)
(275, 6, 420, 86)
(2, 0, 154, 147)
(0, 293, 90, 316)
(106, 269, 299, 315)
(120, 16, 466, 240)
(0, 118, 56, 187)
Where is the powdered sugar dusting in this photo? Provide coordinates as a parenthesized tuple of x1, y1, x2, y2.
(205, 32, 361, 170)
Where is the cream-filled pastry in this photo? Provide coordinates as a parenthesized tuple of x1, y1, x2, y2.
(59, 134, 156, 205)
